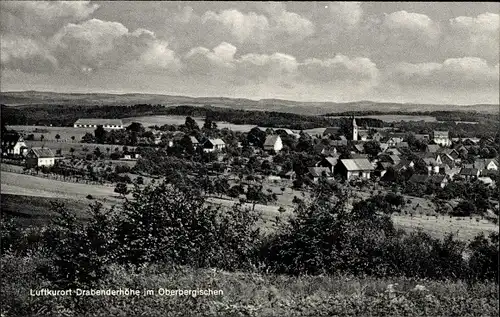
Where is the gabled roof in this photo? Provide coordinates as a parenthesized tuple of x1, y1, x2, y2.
(206, 138, 225, 145)
(415, 134, 429, 140)
(74, 118, 123, 126)
(426, 144, 441, 152)
(30, 147, 54, 158)
(190, 136, 199, 144)
(389, 155, 401, 164)
(263, 135, 281, 147)
(397, 142, 409, 148)
(385, 148, 401, 156)
(323, 156, 338, 166)
(354, 144, 365, 153)
(460, 168, 479, 176)
(341, 158, 374, 171)
(394, 159, 413, 171)
(308, 167, 332, 177)
(433, 130, 449, 138)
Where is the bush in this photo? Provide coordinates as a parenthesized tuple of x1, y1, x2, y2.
(86, 194, 94, 200)
(467, 232, 499, 281)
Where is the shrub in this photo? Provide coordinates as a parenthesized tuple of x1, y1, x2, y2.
(468, 232, 499, 281)
(86, 194, 94, 200)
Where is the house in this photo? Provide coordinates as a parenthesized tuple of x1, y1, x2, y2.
(409, 174, 448, 188)
(396, 142, 409, 149)
(123, 151, 141, 160)
(203, 138, 226, 152)
(277, 129, 300, 138)
(379, 143, 389, 152)
(316, 156, 338, 173)
(353, 144, 365, 153)
(415, 134, 430, 141)
(393, 160, 414, 172)
(472, 159, 499, 171)
(385, 148, 401, 156)
(387, 137, 403, 147)
(190, 136, 199, 148)
(375, 162, 392, 177)
(280, 170, 296, 180)
(338, 158, 374, 181)
(1, 132, 27, 156)
(25, 147, 55, 168)
(433, 130, 451, 147)
(308, 167, 334, 183)
(478, 177, 494, 187)
(263, 135, 283, 153)
(372, 132, 386, 142)
(73, 118, 124, 129)
(439, 153, 456, 167)
(426, 144, 441, 153)
(459, 168, 480, 180)
(358, 130, 370, 141)
(314, 143, 337, 156)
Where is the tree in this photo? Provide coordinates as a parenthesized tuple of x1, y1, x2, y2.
(69, 148, 75, 157)
(184, 117, 199, 131)
(126, 122, 144, 133)
(71, 136, 76, 142)
(114, 183, 129, 198)
(40, 135, 45, 142)
(363, 141, 381, 159)
(55, 134, 61, 142)
(94, 125, 107, 144)
(82, 133, 95, 143)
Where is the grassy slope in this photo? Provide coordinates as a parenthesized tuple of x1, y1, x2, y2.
(1, 256, 498, 317)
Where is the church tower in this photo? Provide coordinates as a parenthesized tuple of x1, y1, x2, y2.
(352, 116, 358, 141)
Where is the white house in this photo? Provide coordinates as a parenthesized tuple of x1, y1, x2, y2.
(73, 118, 124, 130)
(433, 130, 451, 147)
(203, 138, 226, 152)
(339, 158, 375, 181)
(1, 132, 27, 156)
(25, 148, 55, 168)
(263, 135, 283, 153)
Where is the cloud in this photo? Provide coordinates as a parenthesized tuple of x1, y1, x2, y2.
(237, 52, 298, 82)
(50, 19, 180, 73)
(184, 42, 237, 76)
(443, 13, 499, 61)
(299, 55, 379, 84)
(327, 2, 363, 27)
(200, 6, 314, 44)
(201, 9, 270, 44)
(0, 1, 99, 36)
(1, 35, 57, 73)
(386, 57, 499, 89)
(382, 11, 440, 43)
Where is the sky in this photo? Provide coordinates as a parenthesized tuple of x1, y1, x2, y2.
(1, 1, 499, 105)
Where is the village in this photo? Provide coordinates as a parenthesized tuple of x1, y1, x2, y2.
(2, 109, 499, 232)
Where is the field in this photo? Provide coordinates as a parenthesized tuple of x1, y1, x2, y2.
(8, 125, 95, 141)
(2, 171, 497, 241)
(123, 115, 271, 132)
(327, 115, 438, 122)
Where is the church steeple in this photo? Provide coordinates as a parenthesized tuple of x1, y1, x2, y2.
(352, 116, 358, 141)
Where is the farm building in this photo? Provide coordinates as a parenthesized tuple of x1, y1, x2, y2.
(337, 158, 374, 181)
(73, 119, 124, 129)
(1, 132, 27, 156)
(25, 147, 55, 168)
(459, 168, 480, 180)
(315, 156, 338, 173)
(263, 135, 283, 153)
(203, 138, 226, 152)
(308, 167, 334, 183)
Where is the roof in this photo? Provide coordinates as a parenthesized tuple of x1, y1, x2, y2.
(415, 134, 429, 140)
(460, 168, 479, 176)
(397, 142, 409, 148)
(426, 144, 441, 152)
(354, 144, 365, 152)
(358, 130, 369, 137)
(434, 130, 449, 138)
(323, 157, 338, 166)
(189, 136, 199, 144)
(264, 135, 281, 147)
(341, 158, 374, 171)
(385, 148, 401, 156)
(207, 138, 225, 145)
(308, 167, 332, 177)
(74, 118, 123, 126)
(389, 155, 401, 164)
(394, 159, 413, 170)
(30, 147, 55, 158)
(423, 158, 438, 166)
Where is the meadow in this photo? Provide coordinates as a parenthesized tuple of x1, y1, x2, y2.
(1, 170, 497, 242)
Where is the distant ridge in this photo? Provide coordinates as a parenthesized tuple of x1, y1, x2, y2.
(1, 91, 498, 115)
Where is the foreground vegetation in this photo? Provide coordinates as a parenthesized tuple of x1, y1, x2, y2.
(2, 256, 498, 317)
(1, 179, 498, 316)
